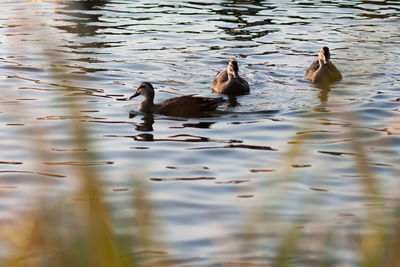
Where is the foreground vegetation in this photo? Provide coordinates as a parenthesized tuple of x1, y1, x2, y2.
(2, 1, 400, 266)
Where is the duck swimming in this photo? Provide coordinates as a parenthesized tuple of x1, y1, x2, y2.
(305, 46, 342, 83)
(211, 60, 250, 95)
(129, 82, 226, 117)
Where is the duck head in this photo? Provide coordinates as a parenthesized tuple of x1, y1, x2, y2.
(318, 46, 331, 65)
(129, 82, 155, 101)
(227, 60, 240, 79)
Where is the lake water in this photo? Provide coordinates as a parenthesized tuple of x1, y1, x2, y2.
(1, 0, 400, 265)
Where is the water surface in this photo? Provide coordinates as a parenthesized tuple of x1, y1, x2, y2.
(1, 0, 400, 265)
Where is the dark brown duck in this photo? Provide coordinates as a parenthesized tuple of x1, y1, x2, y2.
(129, 82, 226, 117)
(305, 46, 342, 83)
(211, 60, 250, 95)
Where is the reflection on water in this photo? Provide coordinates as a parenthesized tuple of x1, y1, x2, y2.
(55, 1, 108, 37)
(226, 95, 240, 107)
(216, 0, 277, 42)
(135, 113, 155, 132)
(1, 0, 400, 265)
(316, 83, 332, 103)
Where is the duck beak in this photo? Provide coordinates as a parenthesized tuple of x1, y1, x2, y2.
(323, 58, 330, 65)
(128, 92, 140, 100)
(233, 71, 239, 79)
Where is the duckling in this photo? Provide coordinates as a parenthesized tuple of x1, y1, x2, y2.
(211, 60, 250, 95)
(129, 82, 226, 117)
(305, 46, 342, 83)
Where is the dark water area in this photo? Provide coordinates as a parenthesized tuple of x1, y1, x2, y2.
(1, 0, 400, 265)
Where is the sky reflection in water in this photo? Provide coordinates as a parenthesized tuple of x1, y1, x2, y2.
(0, 0, 400, 265)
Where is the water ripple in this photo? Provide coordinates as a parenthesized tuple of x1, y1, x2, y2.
(1, 0, 400, 264)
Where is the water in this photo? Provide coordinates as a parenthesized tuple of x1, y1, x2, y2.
(1, 0, 400, 265)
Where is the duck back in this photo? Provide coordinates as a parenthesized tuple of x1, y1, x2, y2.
(156, 95, 226, 117)
(212, 70, 250, 95)
(305, 60, 342, 83)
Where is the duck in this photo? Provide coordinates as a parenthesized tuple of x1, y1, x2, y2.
(211, 60, 250, 95)
(305, 46, 342, 83)
(128, 82, 226, 117)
